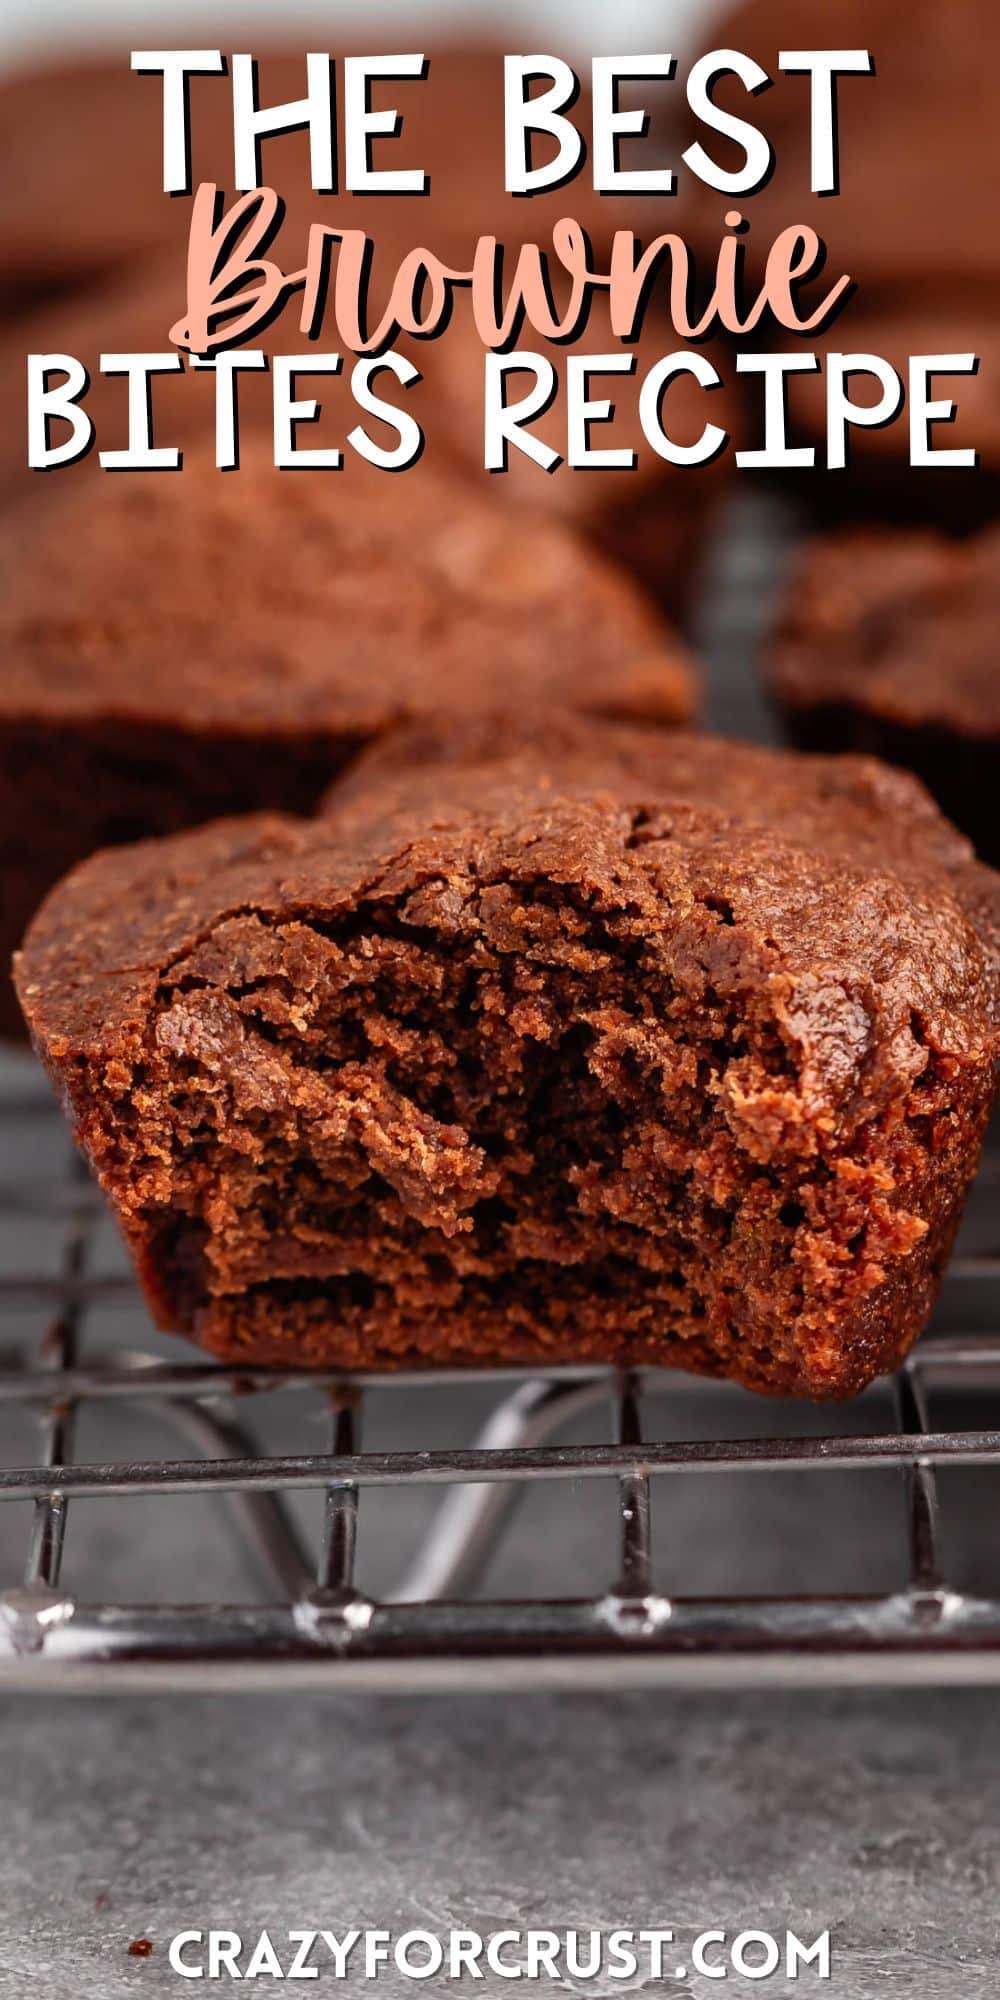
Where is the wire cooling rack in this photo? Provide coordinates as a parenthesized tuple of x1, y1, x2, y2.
(1, 1059, 999, 1691)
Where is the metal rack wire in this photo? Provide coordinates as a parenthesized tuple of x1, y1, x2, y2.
(1, 1065, 999, 1691)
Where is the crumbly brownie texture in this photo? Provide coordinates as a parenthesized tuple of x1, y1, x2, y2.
(0, 457, 692, 1037)
(18, 719, 1000, 1397)
(769, 526, 1000, 864)
(2, 457, 693, 729)
(0, 45, 628, 312)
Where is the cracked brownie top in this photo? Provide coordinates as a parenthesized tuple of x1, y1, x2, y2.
(21, 718, 999, 1104)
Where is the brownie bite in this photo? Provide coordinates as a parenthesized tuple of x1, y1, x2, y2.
(0, 44, 618, 312)
(683, 0, 994, 297)
(0, 49, 332, 313)
(0, 263, 736, 612)
(0, 459, 693, 1037)
(781, 312, 1000, 532)
(418, 298, 739, 614)
(0, 42, 735, 597)
(681, 0, 998, 519)
(0, 239, 739, 620)
(769, 525, 1000, 864)
(18, 718, 1000, 1397)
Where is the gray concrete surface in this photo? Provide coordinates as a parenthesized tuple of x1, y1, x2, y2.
(1, 1687, 999, 1999)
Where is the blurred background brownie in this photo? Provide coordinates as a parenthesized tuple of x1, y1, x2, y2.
(0, 264, 739, 613)
(0, 454, 695, 1036)
(0, 259, 348, 501)
(684, 0, 994, 295)
(0, 40, 737, 608)
(417, 298, 740, 613)
(779, 312, 1000, 533)
(17, 717, 1000, 1396)
(0, 43, 619, 312)
(768, 523, 1000, 864)
(0, 48, 340, 313)
(681, 0, 999, 523)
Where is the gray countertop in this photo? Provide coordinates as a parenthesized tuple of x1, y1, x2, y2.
(2, 1686, 999, 1999)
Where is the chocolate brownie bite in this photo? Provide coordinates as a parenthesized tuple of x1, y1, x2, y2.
(682, 0, 999, 517)
(684, 0, 995, 292)
(0, 40, 735, 601)
(0, 258, 349, 504)
(782, 309, 1000, 530)
(0, 457, 693, 1036)
(0, 211, 737, 610)
(18, 719, 1000, 1397)
(418, 299, 739, 613)
(769, 524, 1000, 863)
(0, 42, 735, 603)
(0, 43, 628, 313)
(0, 263, 735, 610)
